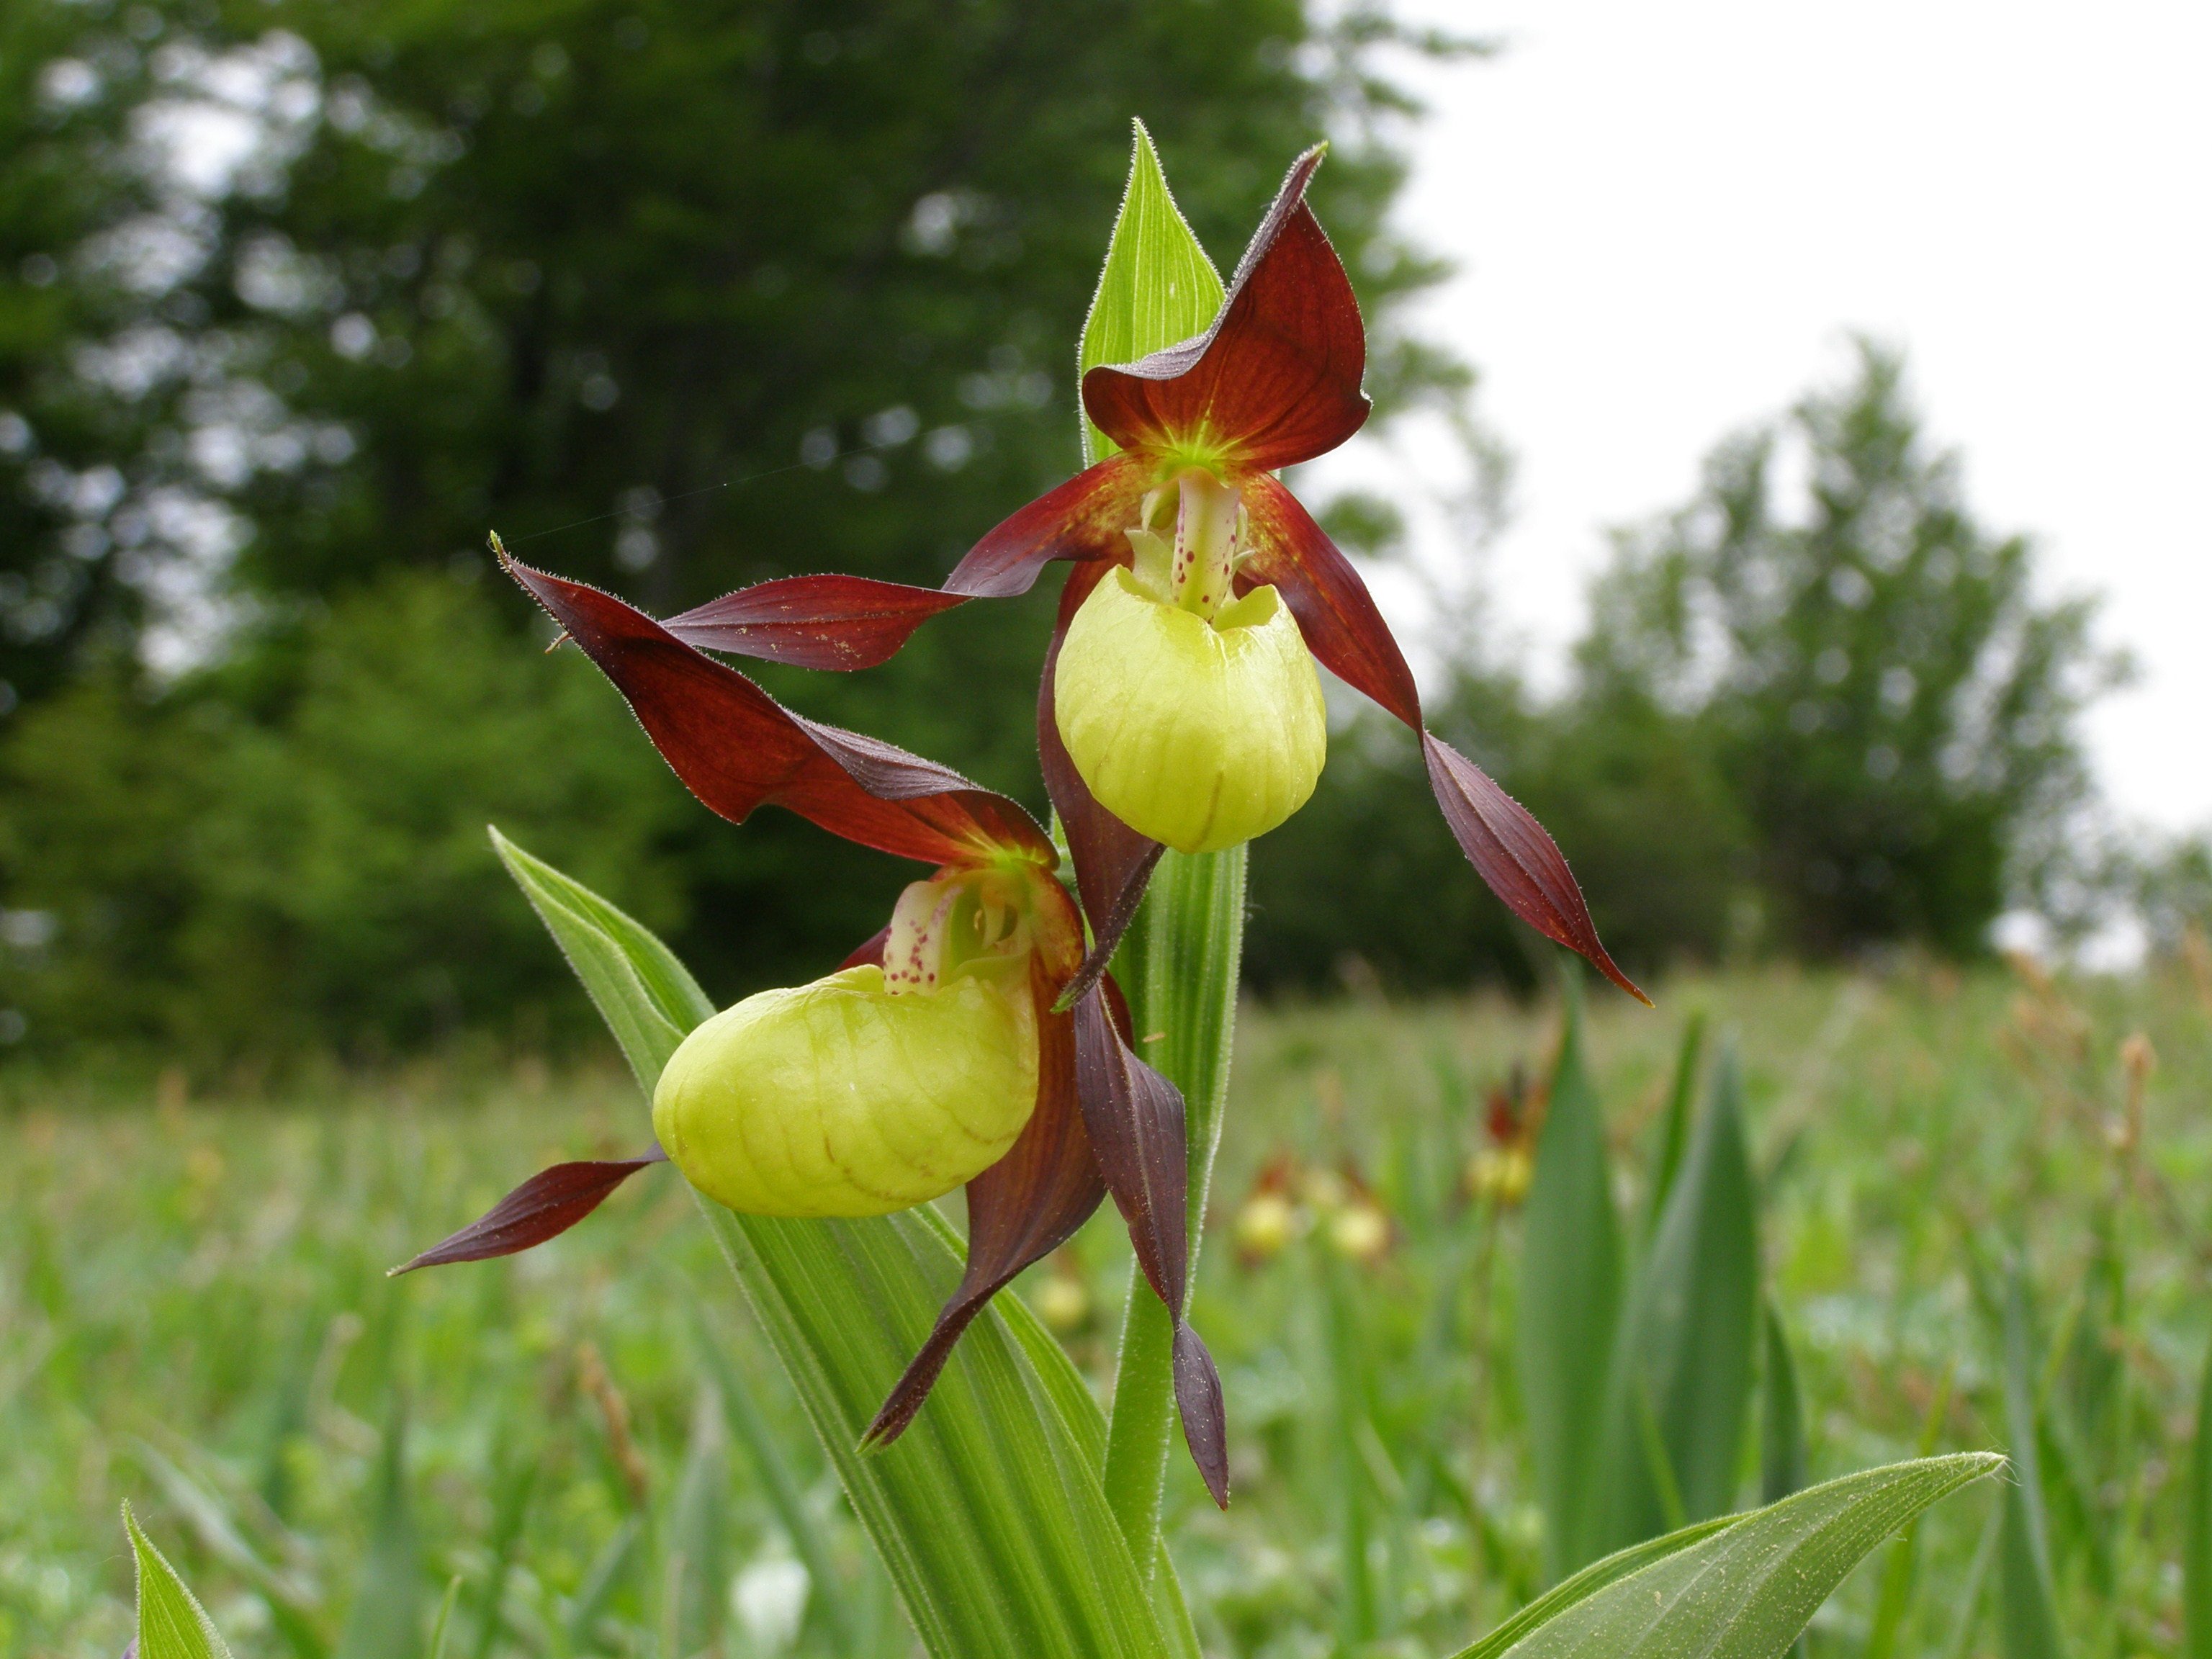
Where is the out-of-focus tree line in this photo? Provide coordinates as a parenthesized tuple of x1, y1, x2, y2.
(0, 0, 2167, 1064)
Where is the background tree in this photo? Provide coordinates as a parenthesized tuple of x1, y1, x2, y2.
(1583, 341, 2118, 959)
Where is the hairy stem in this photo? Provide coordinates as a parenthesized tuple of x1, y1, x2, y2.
(1101, 843, 1246, 1570)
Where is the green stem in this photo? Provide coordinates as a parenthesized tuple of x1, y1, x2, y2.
(1100, 843, 1246, 1570)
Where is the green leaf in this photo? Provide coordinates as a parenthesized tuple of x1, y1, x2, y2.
(2188, 1329, 2212, 1659)
(1457, 1455, 2002, 1659)
(333, 1401, 419, 1659)
(125, 1502, 236, 1659)
(1599, 1043, 1758, 1553)
(1995, 1266, 2067, 1659)
(490, 824, 711, 1087)
(496, 833, 1175, 1659)
(696, 1316, 866, 1655)
(1519, 966, 1623, 1581)
(1644, 1012, 1705, 1236)
(1077, 120, 1223, 464)
(1759, 1300, 1806, 1507)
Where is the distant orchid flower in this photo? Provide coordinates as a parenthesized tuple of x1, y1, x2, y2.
(397, 559, 1227, 1500)
(650, 149, 1643, 1003)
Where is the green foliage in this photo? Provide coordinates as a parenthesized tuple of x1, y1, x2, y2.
(125, 1503, 235, 1659)
(1599, 1047, 1758, 1548)
(1519, 983, 1763, 1582)
(1582, 340, 2114, 959)
(8, 964, 2203, 1651)
(2188, 1331, 2212, 1658)
(0, 570, 690, 1059)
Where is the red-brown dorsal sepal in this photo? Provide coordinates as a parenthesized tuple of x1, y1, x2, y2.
(505, 553, 1054, 870)
(1081, 145, 1369, 472)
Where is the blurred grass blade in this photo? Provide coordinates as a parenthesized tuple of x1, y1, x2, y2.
(464, 1435, 536, 1659)
(1078, 119, 1223, 463)
(1864, 1366, 1952, 1659)
(1519, 966, 1622, 1581)
(1996, 1264, 2065, 1659)
(1759, 1300, 1806, 1506)
(696, 1317, 864, 1655)
(496, 833, 1174, 1658)
(428, 1578, 462, 1659)
(333, 1402, 418, 1659)
(2190, 1329, 2212, 1658)
(1600, 1043, 1758, 1554)
(1644, 1012, 1706, 1236)
(1454, 1454, 2001, 1658)
(126, 1502, 236, 1659)
(667, 1387, 729, 1655)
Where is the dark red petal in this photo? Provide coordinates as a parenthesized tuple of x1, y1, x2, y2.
(1422, 734, 1650, 1004)
(1072, 984, 1231, 1501)
(839, 925, 890, 970)
(1082, 146, 1369, 472)
(1037, 562, 1166, 988)
(863, 980, 1107, 1449)
(1172, 1321, 1231, 1509)
(1238, 471, 1424, 729)
(945, 451, 1151, 598)
(663, 574, 968, 670)
(390, 1148, 667, 1274)
(1071, 986, 1187, 1318)
(507, 554, 1053, 868)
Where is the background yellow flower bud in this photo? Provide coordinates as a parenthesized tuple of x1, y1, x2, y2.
(652, 963, 1037, 1218)
(1053, 567, 1326, 853)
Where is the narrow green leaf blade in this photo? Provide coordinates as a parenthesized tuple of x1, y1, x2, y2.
(126, 1503, 236, 1659)
(496, 838, 1173, 1659)
(2188, 1330, 2212, 1658)
(333, 1403, 419, 1659)
(1759, 1300, 1807, 1507)
(1644, 1012, 1704, 1236)
(1077, 120, 1223, 462)
(490, 824, 711, 1088)
(1519, 968, 1623, 1581)
(1601, 1043, 1759, 1553)
(1995, 1267, 2066, 1659)
(1473, 1455, 2002, 1659)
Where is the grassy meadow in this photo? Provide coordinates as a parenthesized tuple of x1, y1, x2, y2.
(3, 959, 2208, 1656)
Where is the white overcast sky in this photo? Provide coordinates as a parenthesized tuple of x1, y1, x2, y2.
(1346, 0, 2211, 835)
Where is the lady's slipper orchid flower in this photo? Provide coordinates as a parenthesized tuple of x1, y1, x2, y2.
(643, 146, 1645, 1004)
(395, 554, 1228, 1501)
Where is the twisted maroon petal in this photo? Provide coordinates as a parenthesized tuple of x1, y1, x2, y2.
(506, 554, 1053, 868)
(1072, 984, 1230, 1506)
(1082, 145, 1369, 471)
(1423, 734, 1649, 1004)
(663, 574, 968, 670)
(944, 451, 1151, 598)
(391, 1148, 667, 1274)
(863, 970, 1108, 1449)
